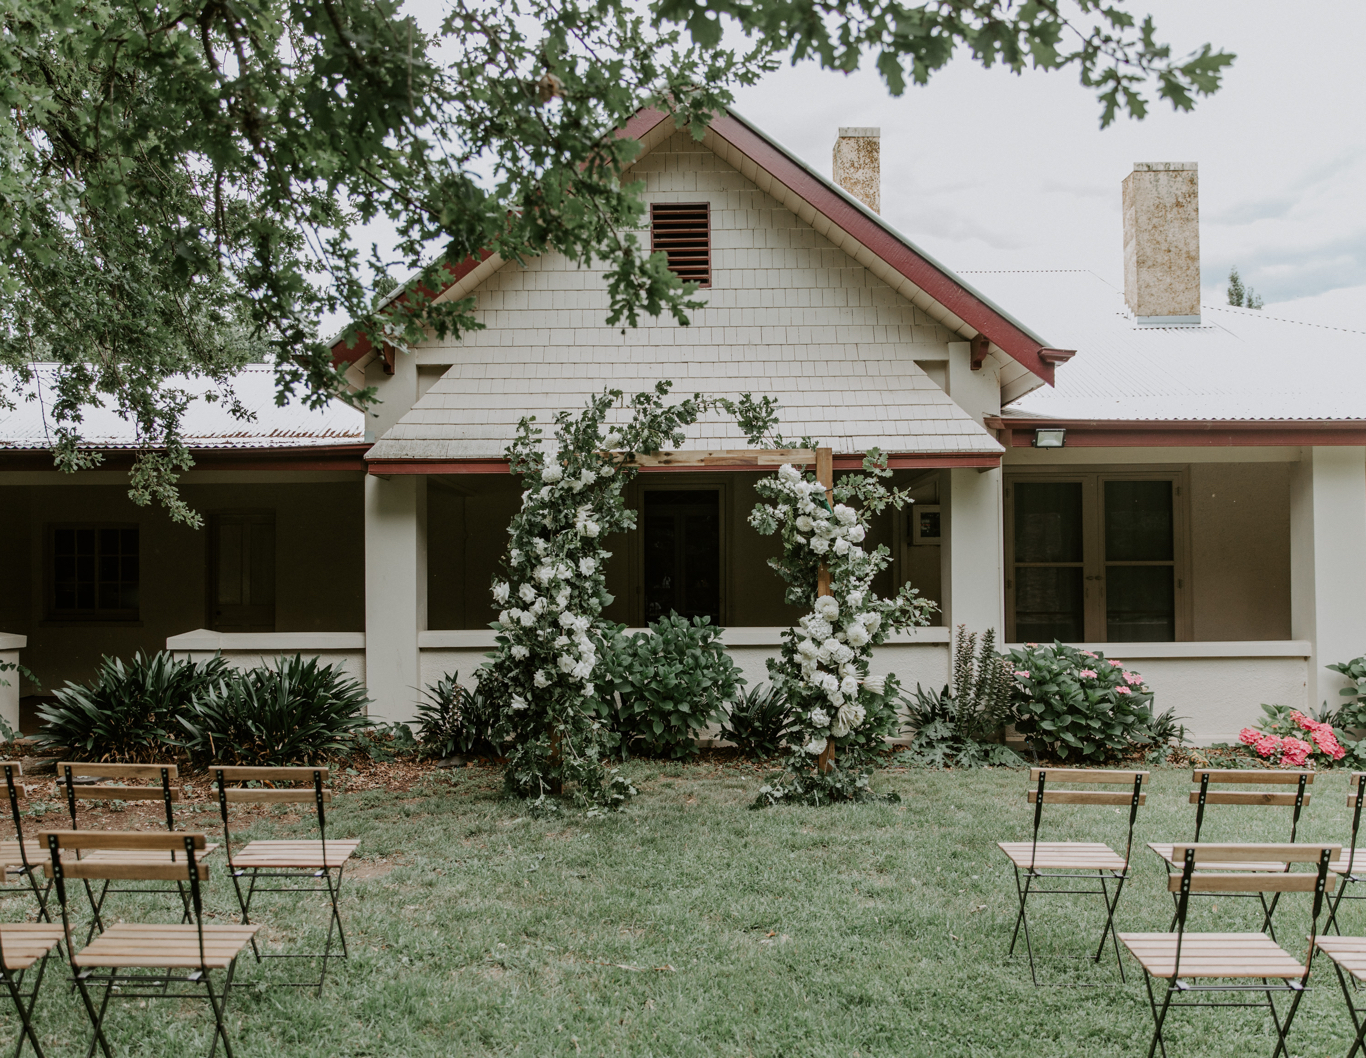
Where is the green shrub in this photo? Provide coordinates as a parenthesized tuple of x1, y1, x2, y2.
(414, 672, 499, 759)
(720, 684, 796, 758)
(1329, 656, 1366, 729)
(177, 654, 370, 765)
(36, 651, 230, 761)
(598, 614, 744, 759)
(1007, 641, 1156, 762)
(902, 627, 1021, 768)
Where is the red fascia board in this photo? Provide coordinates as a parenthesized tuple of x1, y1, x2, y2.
(0, 443, 369, 472)
(366, 452, 999, 475)
(992, 418, 1366, 447)
(329, 250, 497, 367)
(706, 113, 1055, 387)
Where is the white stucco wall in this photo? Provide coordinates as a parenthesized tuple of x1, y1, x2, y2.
(166, 629, 366, 693)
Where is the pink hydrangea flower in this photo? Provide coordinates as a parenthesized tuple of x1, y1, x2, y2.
(1115, 686, 1132, 695)
(1239, 728, 1261, 748)
(1079, 668, 1098, 678)
(1014, 670, 1030, 678)
(1253, 734, 1283, 759)
(1123, 672, 1143, 686)
(1081, 650, 1097, 658)
(1281, 737, 1312, 767)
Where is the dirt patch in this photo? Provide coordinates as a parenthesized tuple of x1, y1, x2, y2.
(347, 856, 406, 881)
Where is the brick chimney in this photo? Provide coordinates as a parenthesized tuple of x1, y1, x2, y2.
(1123, 162, 1201, 324)
(833, 128, 880, 214)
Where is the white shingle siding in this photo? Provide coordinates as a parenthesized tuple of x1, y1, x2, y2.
(371, 131, 1003, 460)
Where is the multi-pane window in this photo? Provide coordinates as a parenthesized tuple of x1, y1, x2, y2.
(642, 490, 721, 625)
(209, 512, 276, 632)
(1006, 473, 1185, 643)
(50, 526, 139, 618)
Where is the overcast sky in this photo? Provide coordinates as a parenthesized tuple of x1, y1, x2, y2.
(725, 0, 1366, 329)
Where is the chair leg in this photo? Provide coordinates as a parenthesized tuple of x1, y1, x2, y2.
(1143, 974, 1173, 1058)
(1327, 877, 1354, 936)
(1260, 892, 1282, 941)
(2, 960, 46, 1058)
(203, 968, 235, 1058)
(82, 882, 111, 947)
(72, 974, 113, 1058)
(1267, 981, 1305, 1058)
(1007, 866, 1039, 984)
(1333, 960, 1366, 1058)
(229, 870, 262, 961)
(1095, 870, 1128, 983)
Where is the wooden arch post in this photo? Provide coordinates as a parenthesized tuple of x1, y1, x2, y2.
(814, 447, 836, 774)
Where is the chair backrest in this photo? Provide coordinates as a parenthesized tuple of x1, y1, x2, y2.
(1167, 842, 1339, 977)
(211, 766, 330, 868)
(40, 830, 211, 969)
(1345, 774, 1366, 876)
(57, 762, 182, 833)
(1025, 768, 1150, 867)
(0, 761, 33, 866)
(1189, 769, 1313, 843)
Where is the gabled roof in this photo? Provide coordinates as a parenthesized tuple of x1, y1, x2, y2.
(0, 365, 364, 451)
(966, 270, 1366, 422)
(332, 107, 1065, 399)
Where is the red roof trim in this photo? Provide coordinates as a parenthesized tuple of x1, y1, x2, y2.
(366, 452, 999, 475)
(705, 113, 1055, 386)
(990, 417, 1366, 448)
(0, 443, 369, 473)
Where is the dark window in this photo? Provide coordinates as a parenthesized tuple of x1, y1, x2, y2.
(209, 512, 276, 631)
(51, 525, 139, 618)
(1012, 482, 1084, 642)
(643, 490, 720, 625)
(1104, 480, 1175, 641)
(650, 203, 711, 287)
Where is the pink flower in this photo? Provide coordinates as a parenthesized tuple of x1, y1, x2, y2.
(1081, 651, 1097, 658)
(1239, 728, 1261, 747)
(1281, 737, 1312, 767)
(1252, 734, 1283, 759)
(1115, 686, 1132, 695)
(1014, 670, 1031, 678)
(1123, 672, 1143, 686)
(1079, 668, 1098, 678)
(1025, 642, 1039, 648)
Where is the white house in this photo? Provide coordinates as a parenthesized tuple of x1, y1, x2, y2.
(3, 108, 1363, 744)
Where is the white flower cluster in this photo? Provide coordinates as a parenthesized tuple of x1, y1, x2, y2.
(778, 463, 867, 556)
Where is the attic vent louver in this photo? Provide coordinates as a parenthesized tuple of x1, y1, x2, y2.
(650, 203, 711, 287)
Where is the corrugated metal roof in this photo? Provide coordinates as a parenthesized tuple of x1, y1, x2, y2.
(0, 364, 364, 450)
(963, 269, 1366, 421)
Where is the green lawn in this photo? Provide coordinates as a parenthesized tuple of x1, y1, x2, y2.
(5, 762, 1365, 1057)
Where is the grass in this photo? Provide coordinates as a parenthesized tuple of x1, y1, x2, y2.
(3, 762, 1365, 1057)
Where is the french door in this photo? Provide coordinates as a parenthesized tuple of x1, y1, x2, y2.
(1005, 473, 1187, 643)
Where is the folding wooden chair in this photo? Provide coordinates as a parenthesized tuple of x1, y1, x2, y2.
(1148, 769, 1313, 937)
(1121, 842, 1338, 1058)
(997, 767, 1149, 985)
(212, 766, 358, 992)
(41, 830, 258, 1058)
(0, 909, 64, 1057)
(57, 762, 218, 939)
(0, 763, 53, 920)
(1324, 772, 1366, 934)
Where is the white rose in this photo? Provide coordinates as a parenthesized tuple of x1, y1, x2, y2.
(814, 596, 840, 620)
(553, 635, 570, 648)
(531, 597, 546, 615)
(804, 738, 827, 756)
(795, 515, 814, 532)
(583, 521, 600, 538)
(534, 670, 551, 688)
(518, 583, 536, 603)
(847, 525, 866, 544)
(845, 624, 869, 647)
(572, 659, 594, 680)
(534, 539, 549, 556)
(861, 612, 882, 634)
(599, 464, 614, 478)
(555, 591, 569, 609)
(557, 654, 576, 674)
(542, 463, 563, 483)
(779, 464, 800, 483)
(797, 639, 819, 660)
(510, 695, 528, 711)
(834, 504, 857, 526)
(518, 610, 536, 627)
(492, 582, 510, 604)
(579, 557, 597, 575)
(579, 468, 596, 487)
(498, 609, 512, 627)
(510, 644, 529, 660)
(833, 538, 850, 556)
(840, 675, 859, 697)
(863, 674, 886, 696)
(821, 637, 841, 659)
(509, 548, 523, 565)
(583, 683, 596, 698)
(603, 432, 622, 449)
(846, 590, 864, 609)
(809, 707, 830, 728)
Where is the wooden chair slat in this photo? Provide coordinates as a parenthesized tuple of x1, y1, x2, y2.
(1027, 768, 1150, 784)
(1190, 791, 1311, 807)
(48, 861, 210, 882)
(1170, 873, 1337, 894)
(0, 761, 23, 775)
(1350, 773, 1366, 789)
(1191, 768, 1314, 785)
(1028, 790, 1146, 805)
(63, 786, 183, 802)
(223, 789, 332, 804)
(57, 763, 179, 779)
(1169, 842, 1339, 863)
(37, 830, 206, 852)
(212, 766, 328, 782)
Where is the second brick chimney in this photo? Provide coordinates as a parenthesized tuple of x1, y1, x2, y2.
(833, 128, 880, 214)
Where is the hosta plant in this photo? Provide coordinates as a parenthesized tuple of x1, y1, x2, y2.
(1329, 656, 1366, 730)
(177, 655, 370, 765)
(1007, 642, 1156, 762)
(598, 615, 744, 759)
(720, 683, 798, 759)
(36, 651, 229, 761)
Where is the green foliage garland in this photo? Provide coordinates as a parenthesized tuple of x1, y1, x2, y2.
(748, 452, 935, 806)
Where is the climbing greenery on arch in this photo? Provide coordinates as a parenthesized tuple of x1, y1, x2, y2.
(749, 453, 936, 806)
(480, 383, 776, 807)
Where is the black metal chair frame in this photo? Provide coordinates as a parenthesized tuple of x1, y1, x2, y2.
(1006, 768, 1146, 986)
(213, 767, 348, 993)
(1324, 955, 1366, 1058)
(45, 831, 242, 1058)
(1158, 770, 1310, 938)
(2, 764, 51, 922)
(59, 764, 193, 940)
(1326, 772, 1366, 935)
(0, 921, 58, 1058)
(1137, 844, 1333, 1058)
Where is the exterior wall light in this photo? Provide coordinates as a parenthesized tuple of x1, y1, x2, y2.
(1033, 428, 1067, 448)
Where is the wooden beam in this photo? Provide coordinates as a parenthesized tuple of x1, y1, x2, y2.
(625, 449, 816, 468)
